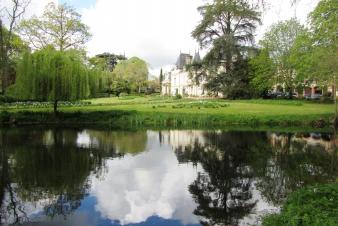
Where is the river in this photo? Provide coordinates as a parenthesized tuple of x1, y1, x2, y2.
(0, 128, 337, 226)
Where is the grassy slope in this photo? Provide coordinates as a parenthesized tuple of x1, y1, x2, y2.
(1, 96, 336, 127)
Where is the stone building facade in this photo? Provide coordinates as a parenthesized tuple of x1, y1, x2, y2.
(161, 53, 207, 97)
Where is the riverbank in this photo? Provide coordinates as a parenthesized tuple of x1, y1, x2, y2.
(262, 183, 338, 226)
(0, 96, 336, 128)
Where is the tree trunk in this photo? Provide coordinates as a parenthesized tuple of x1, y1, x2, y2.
(54, 100, 58, 115)
(0, 19, 5, 94)
(334, 76, 337, 126)
(0, 19, 10, 93)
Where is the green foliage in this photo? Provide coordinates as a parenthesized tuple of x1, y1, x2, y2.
(159, 68, 164, 84)
(0, 95, 17, 103)
(12, 48, 102, 111)
(309, 0, 337, 82)
(0, 24, 29, 91)
(262, 183, 338, 226)
(260, 18, 307, 91)
(205, 57, 252, 98)
(280, 0, 337, 92)
(225, 58, 252, 99)
(147, 77, 160, 94)
(174, 93, 182, 100)
(310, 0, 338, 48)
(112, 79, 131, 97)
(18, 2, 91, 51)
(113, 57, 148, 93)
(249, 49, 275, 97)
(1, 26, 29, 60)
(89, 52, 126, 72)
(238, 99, 303, 106)
(289, 31, 313, 79)
(1, 101, 91, 109)
(0, 96, 335, 127)
(191, 0, 261, 97)
(172, 101, 229, 109)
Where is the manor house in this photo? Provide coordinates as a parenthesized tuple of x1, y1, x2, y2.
(161, 52, 207, 97)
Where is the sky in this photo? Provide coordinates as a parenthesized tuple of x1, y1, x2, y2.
(1, 0, 320, 75)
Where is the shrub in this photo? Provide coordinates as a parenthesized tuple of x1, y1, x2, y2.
(172, 101, 229, 109)
(0, 95, 17, 103)
(0, 111, 11, 123)
(262, 183, 338, 226)
(174, 94, 183, 100)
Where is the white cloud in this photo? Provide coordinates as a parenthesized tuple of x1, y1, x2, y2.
(81, 0, 319, 76)
(90, 137, 201, 225)
(1, 0, 320, 76)
(81, 0, 204, 73)
(256, 0, 320, 41)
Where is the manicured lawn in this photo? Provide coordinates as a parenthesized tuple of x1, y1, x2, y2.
(1, 96, 336, 127)
(82, 96, 334, 117)
(3, 95, 335, 117)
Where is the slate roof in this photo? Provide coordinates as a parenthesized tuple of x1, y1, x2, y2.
(193, 52, 201, 63)
(176, 53, 192, 70)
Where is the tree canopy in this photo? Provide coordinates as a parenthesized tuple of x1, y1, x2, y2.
(192, 0, 261, 97)
(0, 0, 31, 92)
(249, 49, 275, 97)
(89, 53, 127, 72)
(113, 57, 148, 93)
(260, 18, 307, 93)
(18, 2, 91, 51)
(11, 47, 100, 113)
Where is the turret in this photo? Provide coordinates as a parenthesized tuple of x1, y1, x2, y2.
(193, 51, 201, 63)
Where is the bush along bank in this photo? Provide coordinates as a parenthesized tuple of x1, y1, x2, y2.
(0, 110, 335, 129)
(262, 183, 338, 226)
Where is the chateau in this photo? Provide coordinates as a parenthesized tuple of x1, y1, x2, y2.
(161, 52, 207, 97)
(161, 53, 337, 99)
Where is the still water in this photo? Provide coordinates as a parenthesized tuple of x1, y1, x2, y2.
(0, 128, 337, 226)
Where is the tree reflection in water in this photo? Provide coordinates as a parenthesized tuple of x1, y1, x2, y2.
(0, 128, 126, 225)
(0, 128, 337, 226)
(173, 131, 338, 226)
(255, 132, 338, 205)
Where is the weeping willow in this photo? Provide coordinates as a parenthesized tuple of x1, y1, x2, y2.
(14, 48, 102, 113)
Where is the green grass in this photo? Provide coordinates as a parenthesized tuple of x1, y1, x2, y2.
(262, 183, 338, 226)
(0, 96, 336, 128)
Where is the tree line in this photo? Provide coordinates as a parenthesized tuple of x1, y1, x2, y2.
(0, 1, 152, 113)
(0, 0, 336, 114)
(191, 0, 337, 101)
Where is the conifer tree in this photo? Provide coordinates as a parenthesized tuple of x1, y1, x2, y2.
(159, 68, 164, 93)
(192, 0, 261, 97)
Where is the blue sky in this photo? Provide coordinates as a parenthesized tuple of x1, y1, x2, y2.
(59, 0, 96, 9)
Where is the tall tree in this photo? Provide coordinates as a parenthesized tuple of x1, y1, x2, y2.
(290, 0, 337, 121)
(0, 0, 30, 92)
(18, 2, 91, 51)
(12, 47, 96, 114)
(159, 68, 163, 93)
(90, 53, 126, 72)
(192, 0, 261, 97)
(249, 48, 276, 97)
(310, 0, 338, 121)
(260, 18, 306, 96)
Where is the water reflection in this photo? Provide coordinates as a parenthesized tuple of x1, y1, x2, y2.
(0, 128, 337, 226)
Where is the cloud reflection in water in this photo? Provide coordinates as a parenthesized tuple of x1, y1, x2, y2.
(90, 137, 201, 225)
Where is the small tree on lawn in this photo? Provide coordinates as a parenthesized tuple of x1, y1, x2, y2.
(14, 47, 92, 114)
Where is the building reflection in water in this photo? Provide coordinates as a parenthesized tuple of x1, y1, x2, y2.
(159, 130, 338, 225)
(0, 128, 337, 226)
